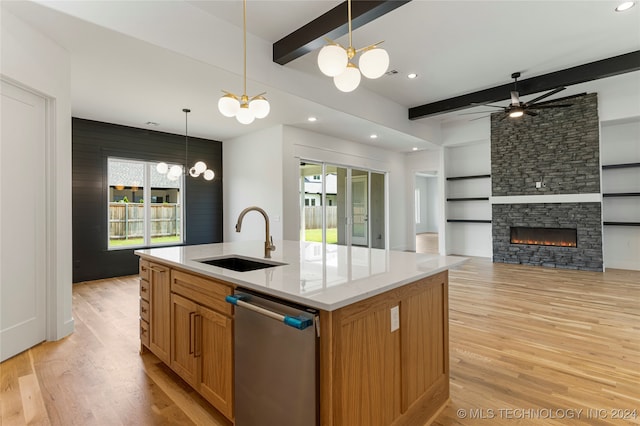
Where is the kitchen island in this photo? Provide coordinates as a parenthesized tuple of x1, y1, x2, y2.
(136, 240, 466, 426)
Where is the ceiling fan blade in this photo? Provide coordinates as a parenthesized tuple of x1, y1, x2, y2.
(524, 87, 566, 105)
(469, 115, 490, 121)
(470, 102, 506, 109)
(526, 104, 573, 109)
(524, 110, 538, 117)
(459, 110, 503, 115)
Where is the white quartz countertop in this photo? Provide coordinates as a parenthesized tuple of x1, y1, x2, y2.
(135, 241, 468, 311)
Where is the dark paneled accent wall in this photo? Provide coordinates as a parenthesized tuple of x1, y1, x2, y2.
(72, 118, 223, 282)
(491, 93, 600, 196)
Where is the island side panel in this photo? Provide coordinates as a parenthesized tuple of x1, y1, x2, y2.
(319, 270, 450, 426)
(397, 273, 450, 426)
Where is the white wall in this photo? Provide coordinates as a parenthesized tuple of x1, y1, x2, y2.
(223, 126, 284, 243)
(415, 175, 438, 234)
(282, 126, 409, 250)
(1, 9, 74, 339)
(426, 177, 439, 232)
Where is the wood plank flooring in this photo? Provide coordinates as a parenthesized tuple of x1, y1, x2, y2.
(1, 259, 638, 425)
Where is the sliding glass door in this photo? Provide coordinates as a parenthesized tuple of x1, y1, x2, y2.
(300, 161, 385, 248)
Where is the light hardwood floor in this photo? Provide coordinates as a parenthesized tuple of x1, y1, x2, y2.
(1, 259, 638, 425)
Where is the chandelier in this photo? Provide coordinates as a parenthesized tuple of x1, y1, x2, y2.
(157, 108, 214, 181)
(217, 0, 270, 124)
(317, 0, 390, 92)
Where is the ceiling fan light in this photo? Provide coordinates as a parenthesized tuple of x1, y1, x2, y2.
(333, 63, 361, 92)
(156, 162, 168, 174)
(236, 105, 255, 124)
(509, 109, 524, 118)
(203, 169, 215, 181)
(359, 47, 389, 79)
(249, 96, 270, 119)
(318, 44, 349, 77)
(218, 94, 240, 117)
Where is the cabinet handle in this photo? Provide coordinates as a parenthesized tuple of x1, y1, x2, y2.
(189, 312, 195, 355)
(140, 327, 147, 335)
(194, 314, 202, 358)
(140, 287, 148, 293)
(140, 266, 147, 271)
(141, 307, 147, 314)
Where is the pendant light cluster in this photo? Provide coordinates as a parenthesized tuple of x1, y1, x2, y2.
(317, 0, 389, 92)
(217, 0, 270, 124)
(157, 108, 214, 181)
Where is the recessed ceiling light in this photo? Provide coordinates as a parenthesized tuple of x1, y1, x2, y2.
(412, 147, 418, 151)
(615, 1, 635, 11)
(307, 116, 317, 122)
(407, 73, 418, 79)
(370, 134, 378, 139)
(146, 121, 159, 126)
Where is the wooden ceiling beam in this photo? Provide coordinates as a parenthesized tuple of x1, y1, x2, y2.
(273, 0, 411, 65)
(408, 50, 640, 120)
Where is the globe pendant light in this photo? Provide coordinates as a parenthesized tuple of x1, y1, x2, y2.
(317, 0, 389, 92)
(217, 0, 270, 123)
(333, 63, 361, 93)
(157, 108, 215, 182)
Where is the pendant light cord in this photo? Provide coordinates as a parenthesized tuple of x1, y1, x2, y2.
(243, 0, 247, 97)
(348, 0, 352, 48)
(183, 108, 189, 171)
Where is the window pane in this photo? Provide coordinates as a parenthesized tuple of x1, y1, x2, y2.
(371, 172, 385, 249)
(300, 162, 323, 242)
(150, 162, 182, 245)
(108, 159, 145, 248)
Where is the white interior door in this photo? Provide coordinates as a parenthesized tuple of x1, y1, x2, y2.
(1, 80, 47, 361)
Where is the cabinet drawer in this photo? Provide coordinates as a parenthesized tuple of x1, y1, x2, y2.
(140, 299, 150, 322)
(171, 269, 233, 316)
(140, 279, 150, 301)
(140, 319, 150, 347)
(139, 260, 150, 281)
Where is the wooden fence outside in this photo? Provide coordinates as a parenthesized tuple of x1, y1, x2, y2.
(304, 206, 337, 229)
(109, 203, 180, 239)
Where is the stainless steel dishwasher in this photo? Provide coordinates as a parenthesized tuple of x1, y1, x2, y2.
(226, 289, 319, 426)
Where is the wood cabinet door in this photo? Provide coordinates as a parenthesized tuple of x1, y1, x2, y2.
(198, 304, 234, 420)
(149, 263, 170, 363)
(170, 293, 199, 387)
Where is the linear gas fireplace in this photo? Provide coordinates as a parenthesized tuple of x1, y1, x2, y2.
(510, 227, 577, 248)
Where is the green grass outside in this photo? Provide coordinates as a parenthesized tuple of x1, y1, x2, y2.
(305, 228, 338, 244)
(109, 235, 181, 247)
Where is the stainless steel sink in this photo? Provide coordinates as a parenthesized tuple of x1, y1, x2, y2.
(195, 255, 287, 272)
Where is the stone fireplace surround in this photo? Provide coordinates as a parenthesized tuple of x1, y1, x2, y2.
(490, 93, 603, 271)
(492, 201, 603, 271)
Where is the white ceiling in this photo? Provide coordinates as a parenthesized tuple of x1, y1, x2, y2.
(3, 0, 639, 152)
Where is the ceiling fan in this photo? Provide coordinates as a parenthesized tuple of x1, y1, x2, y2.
(465, 72, 573, 120)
